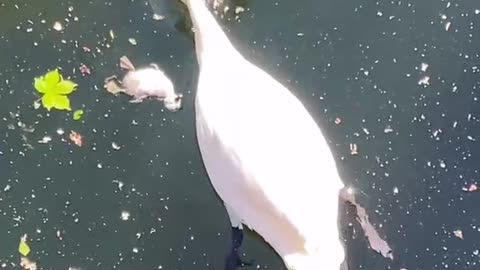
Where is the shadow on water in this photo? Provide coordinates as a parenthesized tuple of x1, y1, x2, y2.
(2, 0, 480, 270)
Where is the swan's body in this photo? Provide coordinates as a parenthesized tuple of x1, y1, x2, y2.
(184, 1, 347, 269)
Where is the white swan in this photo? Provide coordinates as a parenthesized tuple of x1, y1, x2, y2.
(178, 1, 391, 269)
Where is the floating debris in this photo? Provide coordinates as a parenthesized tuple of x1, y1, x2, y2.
(38, 136, 52, 144)
(384, 126, 394, 133)
(53, 21, 64, 31)
(420, 63, 429, 72)
(462, 183, 478, 192)
(418, 76, 430, 86)
(69, 131, 83, 147)
(33, 99, 41, 109)
(120, 55, 135, 70)
(33, 69, 78, 111)
(112, 180, 124, 190)
(73, 110, 84, 121)
(56, 230, 63, 241)
(18, 234, 31, 256)
(111, 142, 121, 150)
(152, 14, 165, 20)
(128, 38, 137, 46)
(439, 160, 446, 168)
(445, 21, 451, 31)
(109, 29, 115, 40)
(453, 229, 464, 239)
(79, 64, 91, 75)
(104, 76, 124, 95)
(234, 6, 245, 14)
(121, 210, 130, 221)
(20, 257, 37, 270)
(350, 143, 358, 155)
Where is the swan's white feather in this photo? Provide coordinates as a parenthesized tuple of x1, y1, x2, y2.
(184, 0, 347, 268)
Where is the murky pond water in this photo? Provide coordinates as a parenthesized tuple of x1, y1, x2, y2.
(1, 0, 480, 270)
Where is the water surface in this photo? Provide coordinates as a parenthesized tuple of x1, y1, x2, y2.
(1, 0, 480, 269)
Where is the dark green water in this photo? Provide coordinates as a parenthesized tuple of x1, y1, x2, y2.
(2, 0, 480, 269)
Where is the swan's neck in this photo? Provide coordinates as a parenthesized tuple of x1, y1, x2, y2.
(183, 0, 235, 65)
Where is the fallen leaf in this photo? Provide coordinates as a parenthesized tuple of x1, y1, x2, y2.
(69, 131, 83, 147)
(33, 69, 77, 111)
(18, 235, 31, 256)
(340, 188, 394, 260)
(20, 257, 37, 270)
(42, 93, 71, 111)
(463, 183, 478, 192)
(55, 80, 78, 95)
(79, 64, 91, 75)
(73, 109, 84, 120)
(120, 56, 135, 70)
(104, 76, 124, 95)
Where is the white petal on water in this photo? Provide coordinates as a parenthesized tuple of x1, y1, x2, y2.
(128, 38, 137, 45)
(120, 210, 130, 221)
(53, 21, 64, 31)
(38, 136, 52, 144)
(234, 6, 245, 14)
(418, 76, 430, 86)
(152, 14, 165, 20)
(112, 180, 124, 190)
(439, 160, 446, 168)
(420, 62, 429, 72)
(445, 21, 451, 31)
(111, 142, 121, 150)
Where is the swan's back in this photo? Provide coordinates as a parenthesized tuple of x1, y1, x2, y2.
(196, 53, 343, 262)
(185, 0, 347, 268)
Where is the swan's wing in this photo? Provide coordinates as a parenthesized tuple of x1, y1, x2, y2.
(196, 59, 345, 258)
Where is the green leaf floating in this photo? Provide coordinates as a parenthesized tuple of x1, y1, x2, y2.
(18, 240, 31, 256)
(73, 109, 84, 120)
(33, 69, 78, 111)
